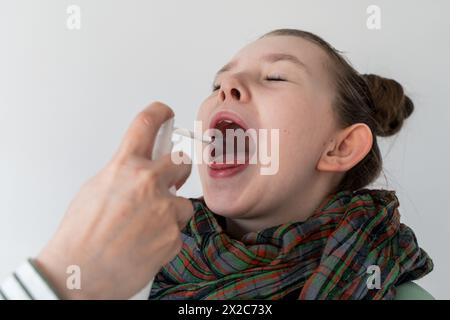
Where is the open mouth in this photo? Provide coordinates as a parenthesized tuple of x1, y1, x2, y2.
(207, 111, 253, 178)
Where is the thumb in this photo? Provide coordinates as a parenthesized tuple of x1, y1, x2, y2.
(115, 102, 174, 161)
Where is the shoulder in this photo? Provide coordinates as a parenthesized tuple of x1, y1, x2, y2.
(394, 282, 434, 300)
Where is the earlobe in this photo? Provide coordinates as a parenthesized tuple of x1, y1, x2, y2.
(317, 123, 373, 173)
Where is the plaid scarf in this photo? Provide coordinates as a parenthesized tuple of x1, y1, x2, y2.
(149, 189, 433, 300)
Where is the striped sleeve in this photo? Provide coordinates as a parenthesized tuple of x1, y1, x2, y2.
(0, 259, 59, 300)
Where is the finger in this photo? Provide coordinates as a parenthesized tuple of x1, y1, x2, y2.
(116, 102, 174, 160)
(153, 151, 192, 190)
(171, 196, 195, 229)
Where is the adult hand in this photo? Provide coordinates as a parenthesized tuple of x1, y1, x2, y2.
(34, 102, 193, 299)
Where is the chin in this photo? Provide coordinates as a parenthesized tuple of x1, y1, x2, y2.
(203, 190, 241, 216)
(202, 187, 258, 220)
(198, 163, 256, 213)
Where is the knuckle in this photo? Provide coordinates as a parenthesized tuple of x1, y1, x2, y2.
(109, 152, 129, 168)
(135, 112, 156, 130)
(146, 168, 160, 183)
(133, 170, 157, 199)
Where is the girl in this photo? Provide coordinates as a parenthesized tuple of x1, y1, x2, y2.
(149, 29, 433, 300)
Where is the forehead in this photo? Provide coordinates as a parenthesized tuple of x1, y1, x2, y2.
(229, 35, 330, 73)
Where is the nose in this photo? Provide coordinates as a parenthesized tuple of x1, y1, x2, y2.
(218, 75, 249, 103)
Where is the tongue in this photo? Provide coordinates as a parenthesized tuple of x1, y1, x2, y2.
(211, 122, 249, 165)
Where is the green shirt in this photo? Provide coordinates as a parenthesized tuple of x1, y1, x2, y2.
(394, 282, 434, 300)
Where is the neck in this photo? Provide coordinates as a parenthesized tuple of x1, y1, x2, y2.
(225, 177, 338, 240)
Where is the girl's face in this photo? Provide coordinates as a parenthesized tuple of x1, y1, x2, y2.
(197, 35, 339, 222)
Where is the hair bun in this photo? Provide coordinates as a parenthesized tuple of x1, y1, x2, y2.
(362, 74, 414, 137)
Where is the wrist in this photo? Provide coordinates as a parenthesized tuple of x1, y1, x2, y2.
(34, 248, 88, 299)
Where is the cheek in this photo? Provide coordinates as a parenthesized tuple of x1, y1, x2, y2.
(260, 96, 333, 174)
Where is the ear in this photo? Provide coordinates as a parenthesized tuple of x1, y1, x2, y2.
(317, 123, 373, 173)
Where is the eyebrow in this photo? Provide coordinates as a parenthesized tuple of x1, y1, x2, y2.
(215, 53, 309, 77)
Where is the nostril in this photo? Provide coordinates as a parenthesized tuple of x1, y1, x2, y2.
(230, 88, 241, 100)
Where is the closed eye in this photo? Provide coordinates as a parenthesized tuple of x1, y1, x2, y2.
(265, 75, 287, 81)
(211, 74, 287, 92)
(212, 83, 220, 91)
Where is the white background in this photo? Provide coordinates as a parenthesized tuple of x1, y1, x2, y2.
(0, 0, 449, 299)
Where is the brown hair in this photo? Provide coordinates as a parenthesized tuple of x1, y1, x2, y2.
(262, 29, 414, 191)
